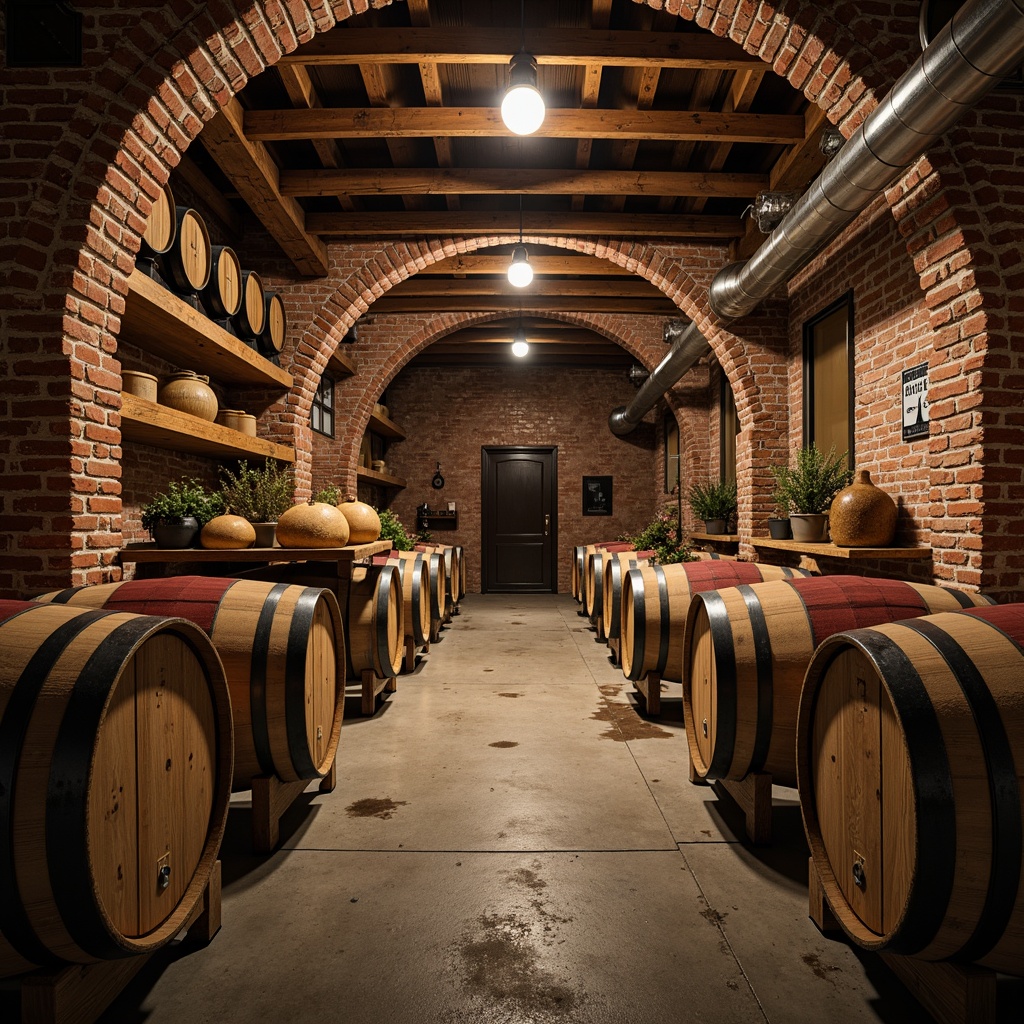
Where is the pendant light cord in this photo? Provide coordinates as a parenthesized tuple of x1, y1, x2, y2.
(519, 193, 524, 245)
(520, 0, 526, 54)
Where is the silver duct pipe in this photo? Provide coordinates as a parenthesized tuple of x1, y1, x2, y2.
(609, 0, 1024, 436)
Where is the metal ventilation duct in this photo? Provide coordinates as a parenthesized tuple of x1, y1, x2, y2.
(609, 0, 1024, 436)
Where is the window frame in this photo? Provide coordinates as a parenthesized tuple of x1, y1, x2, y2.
(310, 373, 335, 438)
(802, 291, 855, 464)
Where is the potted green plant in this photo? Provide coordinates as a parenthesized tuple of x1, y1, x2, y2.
(770, 444, 852, 542)
(377, 507, 414, 551)
(141, 478, 223, 548)
(768, 478, 792, 540)
(630, 504, 694, 564)
(219, 459, 294, 547)
(687, 479, 738, 535)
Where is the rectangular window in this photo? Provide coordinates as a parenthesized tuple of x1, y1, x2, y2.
(803, 293, 854, 465)
(720, 376, 738, 484)
(664, 415, 680, 493)
(311, 374, 335, 438)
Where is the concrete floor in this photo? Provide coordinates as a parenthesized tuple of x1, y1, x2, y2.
(11, 594, 1022, 1022)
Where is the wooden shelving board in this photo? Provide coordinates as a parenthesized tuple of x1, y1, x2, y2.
(121, 393, 295, 462)
(121, 539, 393, 564)
(690, 532, 739, 542)
(357, 466, 407, 489)
(368, 407, 405, 440)
(751, 538, 931, 560)
(328, 347, 357, 377)
(120, 270, 292, 389)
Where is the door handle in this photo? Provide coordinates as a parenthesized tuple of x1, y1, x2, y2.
(544, 514, 550, 536)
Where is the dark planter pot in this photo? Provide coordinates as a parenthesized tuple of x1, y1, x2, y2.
(703, 519, 728, 535)
(152, 516, 200, 549)
(252, 522, 278, 548)
(789, 513, 829, 543)
(767, 517, 792, 540)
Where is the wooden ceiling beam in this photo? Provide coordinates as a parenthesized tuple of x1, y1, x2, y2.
(305, 209, 742, 238)
(448, 327, 610, 342)
(278, 28, 762, 69)
(572, 0, 615, 211)
(200, 96, 329, 277)
(417, 254, 632, 275)
(388, 278, 665, 298)
(279, 167, 767, 198)
(367, 296, 677, 313)
(244, 107, 805, 145)
(174, 155, 243, 236)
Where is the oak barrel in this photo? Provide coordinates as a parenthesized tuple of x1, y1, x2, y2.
(572, 541, 633, 603)
(0, 600, 232, 978)
(38, 577, 344, 789)
(258, 292, 287, 357)
(798, 604, 1024, 975)
(684, 575, 994, 788)
(139, 181, 176, 257)
(423, 551, 447, 640)
(416, 543, 460, 619)
(200, 244, 243, 319)
(373, 551, 431, 649)
(583, 545, 634, 618)
(601, 550, 654, 643)
(161, 206, 211, 293)
(340, 564, 404, 679)
(231, 269, 266, 343)
(621, 561, 812, 684)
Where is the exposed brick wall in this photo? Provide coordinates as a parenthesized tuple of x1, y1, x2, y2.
(358, 363, 659, 594)
(1, 0, 1019, 604)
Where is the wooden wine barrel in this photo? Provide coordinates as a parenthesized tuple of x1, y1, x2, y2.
(572, 541, 633, 603)
(139, 181, 176, 257)
(200, 245, 243, 319)
(684, 575, 995, 788)
(601, 549, 654, 643)
(231, 269, 266, 343)
(374, 551, 431, 649)
(37, 577, 344, 789)
(454, 544, 467, 602)
(416, 544, 460, 619)
(584, 545, 638, 621)
(161, 206, 211, 293)
(621, 561, 812, 685)
(258, 292, 287, 357)
(798, 604, 1024, 975)
(340, 564, 404, 679)
(0, 600, 231, 978)
(692, 550, 737, 561)
(423, 552, 446, 640)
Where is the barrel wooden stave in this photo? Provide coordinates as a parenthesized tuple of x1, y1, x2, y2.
(161, 206, 211, 292)
(259, 292, 287, 357)
(684, 575, 995, 788)
(384, 553, 431, 648)
(799, 605, 1024, 975)
(140, 182, 176, 257)
(200, 244, 242, 318)
(37, 577, 344, 790)
(601, 550, 653, 642)
(341, 565, 404, 679)
(0, 601, 231, 977)
(232, 269, 266, 342)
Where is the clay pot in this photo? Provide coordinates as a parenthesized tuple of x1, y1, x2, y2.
(215, 409, 244, 431)
(200, 514, 256, 549)
(276, 501, 351, 548)
(829, 469, 897, 547)
(767, 518, 792, 540)
(337, 498, 381, 544)
(252, 522, 277, 548)
(158, 370, 218, 421)
(122, 370, 158, 402)
(789, 513, 829, 543)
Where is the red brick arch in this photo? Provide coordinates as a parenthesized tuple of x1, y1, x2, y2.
(1, 0, 998, 595)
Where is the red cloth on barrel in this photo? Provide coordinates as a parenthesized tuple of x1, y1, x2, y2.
(962, 603, 1024, 645)
(101, 576, 237, 633)
(787, 575, 927, 646)
(683, 560, 764, 594)
(0, 599, 36, 624)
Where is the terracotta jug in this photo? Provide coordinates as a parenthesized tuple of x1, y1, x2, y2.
(829, 469, 897, 547)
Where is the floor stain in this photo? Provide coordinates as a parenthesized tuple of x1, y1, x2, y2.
(591, 699, 673, 742)
(700, 906, 726, 925)
(345, 797, 408, 820)
(598, 684, 621, 698)
(454, 912, 581, 1017)
(510, 620, 526, 625)
(490, 740, 519, 749)
(497, 691, 523, 698)
(508, 864, 547, 891)
(802, 952, 842, 983)
(483, 668, 494, 672)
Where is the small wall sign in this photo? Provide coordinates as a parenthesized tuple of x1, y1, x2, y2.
(902, 363, 930, 442)
(582, 476, 613, 516)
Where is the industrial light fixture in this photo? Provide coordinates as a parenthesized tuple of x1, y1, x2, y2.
(501, 0, 545, 135)
(511, 320, 529, 358)
(507, 195, 534, 288)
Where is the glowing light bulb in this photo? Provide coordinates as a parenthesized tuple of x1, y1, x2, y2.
(501, 53, 545, 136)
(507, 244, 533, 288)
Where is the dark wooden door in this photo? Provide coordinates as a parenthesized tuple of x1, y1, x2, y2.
(481, 446, 557, 593)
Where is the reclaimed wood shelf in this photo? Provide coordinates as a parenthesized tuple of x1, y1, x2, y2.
(357, 465, 407, 489)
(367, 407, 405, 440)
(419, 510, 458, 529)
(120, 539, 393, 565)
(327, 347, 357, 377)
(120, 270, 292, 389)
(751, 538, 931, 560)
(121, 393, 295, 462)
(689, 532, 739, 542)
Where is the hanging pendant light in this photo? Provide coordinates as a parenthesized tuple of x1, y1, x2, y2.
(507, 195, 534, 288)
(501, 0, 545, 136)
(511, 320, 530, 358)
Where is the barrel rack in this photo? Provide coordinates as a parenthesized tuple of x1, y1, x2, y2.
(808, 859, 997, 1024)
(15, 864, 221, 1024)
(688, 756, 774, 846)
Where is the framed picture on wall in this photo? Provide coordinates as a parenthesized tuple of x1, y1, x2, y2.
(582, 476, 613, 516)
